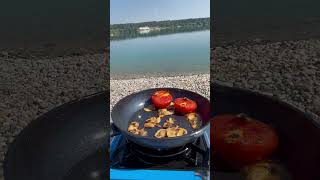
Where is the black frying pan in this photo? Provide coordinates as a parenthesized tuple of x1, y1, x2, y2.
(4, 92, 108, 180)
(111, 88, 210, 150)
(211, 83, 320, 180)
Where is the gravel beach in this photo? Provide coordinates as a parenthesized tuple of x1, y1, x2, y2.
(110, 74, 210, 110)
(212, 39, 320, 120)
(0, 54, 107, 179)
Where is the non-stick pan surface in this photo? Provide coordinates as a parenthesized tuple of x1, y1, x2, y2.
(4, 92, 108, 180)
(212, 83, 320, 180)
(128, 107, 202, 140)
(111, 88, 210, 150)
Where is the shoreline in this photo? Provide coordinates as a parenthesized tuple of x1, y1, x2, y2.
(110, 71, 209, 80)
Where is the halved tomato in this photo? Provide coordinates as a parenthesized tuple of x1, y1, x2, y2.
(151, 90, 173, 109)
(211, 114, 279, 169)
(174, 97, 197, 114)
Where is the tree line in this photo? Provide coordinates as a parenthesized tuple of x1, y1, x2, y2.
(110, 17, 210, 41)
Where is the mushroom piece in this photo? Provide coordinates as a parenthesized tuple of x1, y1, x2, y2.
(144, 105, 156, 112)
(128, 127, 140, 135)
(158, 108, 174, 118)
(144, 116, 161, 128)
(147, 117, 161, 123)
(186, 113, 197, 120)
(128, 122, 149, 136)
(191, 122, 198, 129)
(163, 117, 175, 128)
(128, 121, 139, 132)
(241, 161, 283, 180)
(186, 113, 199, 129)
(144, 122, 155, 128)
(155, 129, 167, 138)
(155, 117, 161, 124)
(176, 128, 187, 137)
(144, 108, 152, 112)
(166, 126, 188, 137)
(139, 128, 148, 136)
(166, 127, 178, 137)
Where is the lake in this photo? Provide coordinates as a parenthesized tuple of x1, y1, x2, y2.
(110, 30, 210, 74)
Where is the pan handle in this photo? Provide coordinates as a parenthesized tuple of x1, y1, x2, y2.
(110, 123, 121, 138)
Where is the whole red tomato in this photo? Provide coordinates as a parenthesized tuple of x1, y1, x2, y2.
(212, 114, 279, 169)
(174, 97, 197, 114)
(151, 90, 173, 109)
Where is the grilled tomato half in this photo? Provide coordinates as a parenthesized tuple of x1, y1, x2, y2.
(151, 90, 173, 109)
(212, 114, 279, 169)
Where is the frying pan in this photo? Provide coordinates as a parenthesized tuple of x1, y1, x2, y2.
(4, 92, 108, 180)
(211, 83, 320, 180)
(111, 88, 211, 150)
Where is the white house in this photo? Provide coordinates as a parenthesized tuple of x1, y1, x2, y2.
(138, 26, 150, 31)
(138, 26, 151, 34)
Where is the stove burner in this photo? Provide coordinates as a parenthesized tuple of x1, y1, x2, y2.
(130, 141, 191, 158)
(130, 142, 192, 165)
(110, 134, 209, 170)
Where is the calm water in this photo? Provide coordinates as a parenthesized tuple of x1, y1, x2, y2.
(110, 30, 210, 74)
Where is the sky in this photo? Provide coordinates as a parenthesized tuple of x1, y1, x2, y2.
(110, 0, 210, 24)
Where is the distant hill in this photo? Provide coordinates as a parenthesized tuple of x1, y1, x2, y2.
(110, 17, 210, 41)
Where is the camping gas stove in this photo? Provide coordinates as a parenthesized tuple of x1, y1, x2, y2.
(109, 127, 210, 180)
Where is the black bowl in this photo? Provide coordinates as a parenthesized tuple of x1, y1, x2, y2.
(211, 83, 320, 180)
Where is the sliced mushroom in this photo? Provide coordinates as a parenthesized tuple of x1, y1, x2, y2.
(139, 129, 148, 136)
(241, 161, 283, 180)
(144, 116, 161, 128)
(186, 113, 199, 129)
(146, 116, 160, 123)
(144, 122, 155, 128)
(155, 117, 161, 124)
(155, 129, 167, 138)
(131, 121, 140, 127)
(191, 123, 198, 129)
(168, 117, 175, 123)
(128, 125, 136, 132)
(177, 128, 187, 136)
(143, 108, 152, 112)
(158, 108, 174, 117)
(186, 113, 197, 121)
(128, 127, 140, 135)
(144, 105, 155, 112)
(166, 127, 178, 138)
(163, 117, 175, 128)
(128, 121, 139, 132)
(128, 122, 149, 136)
